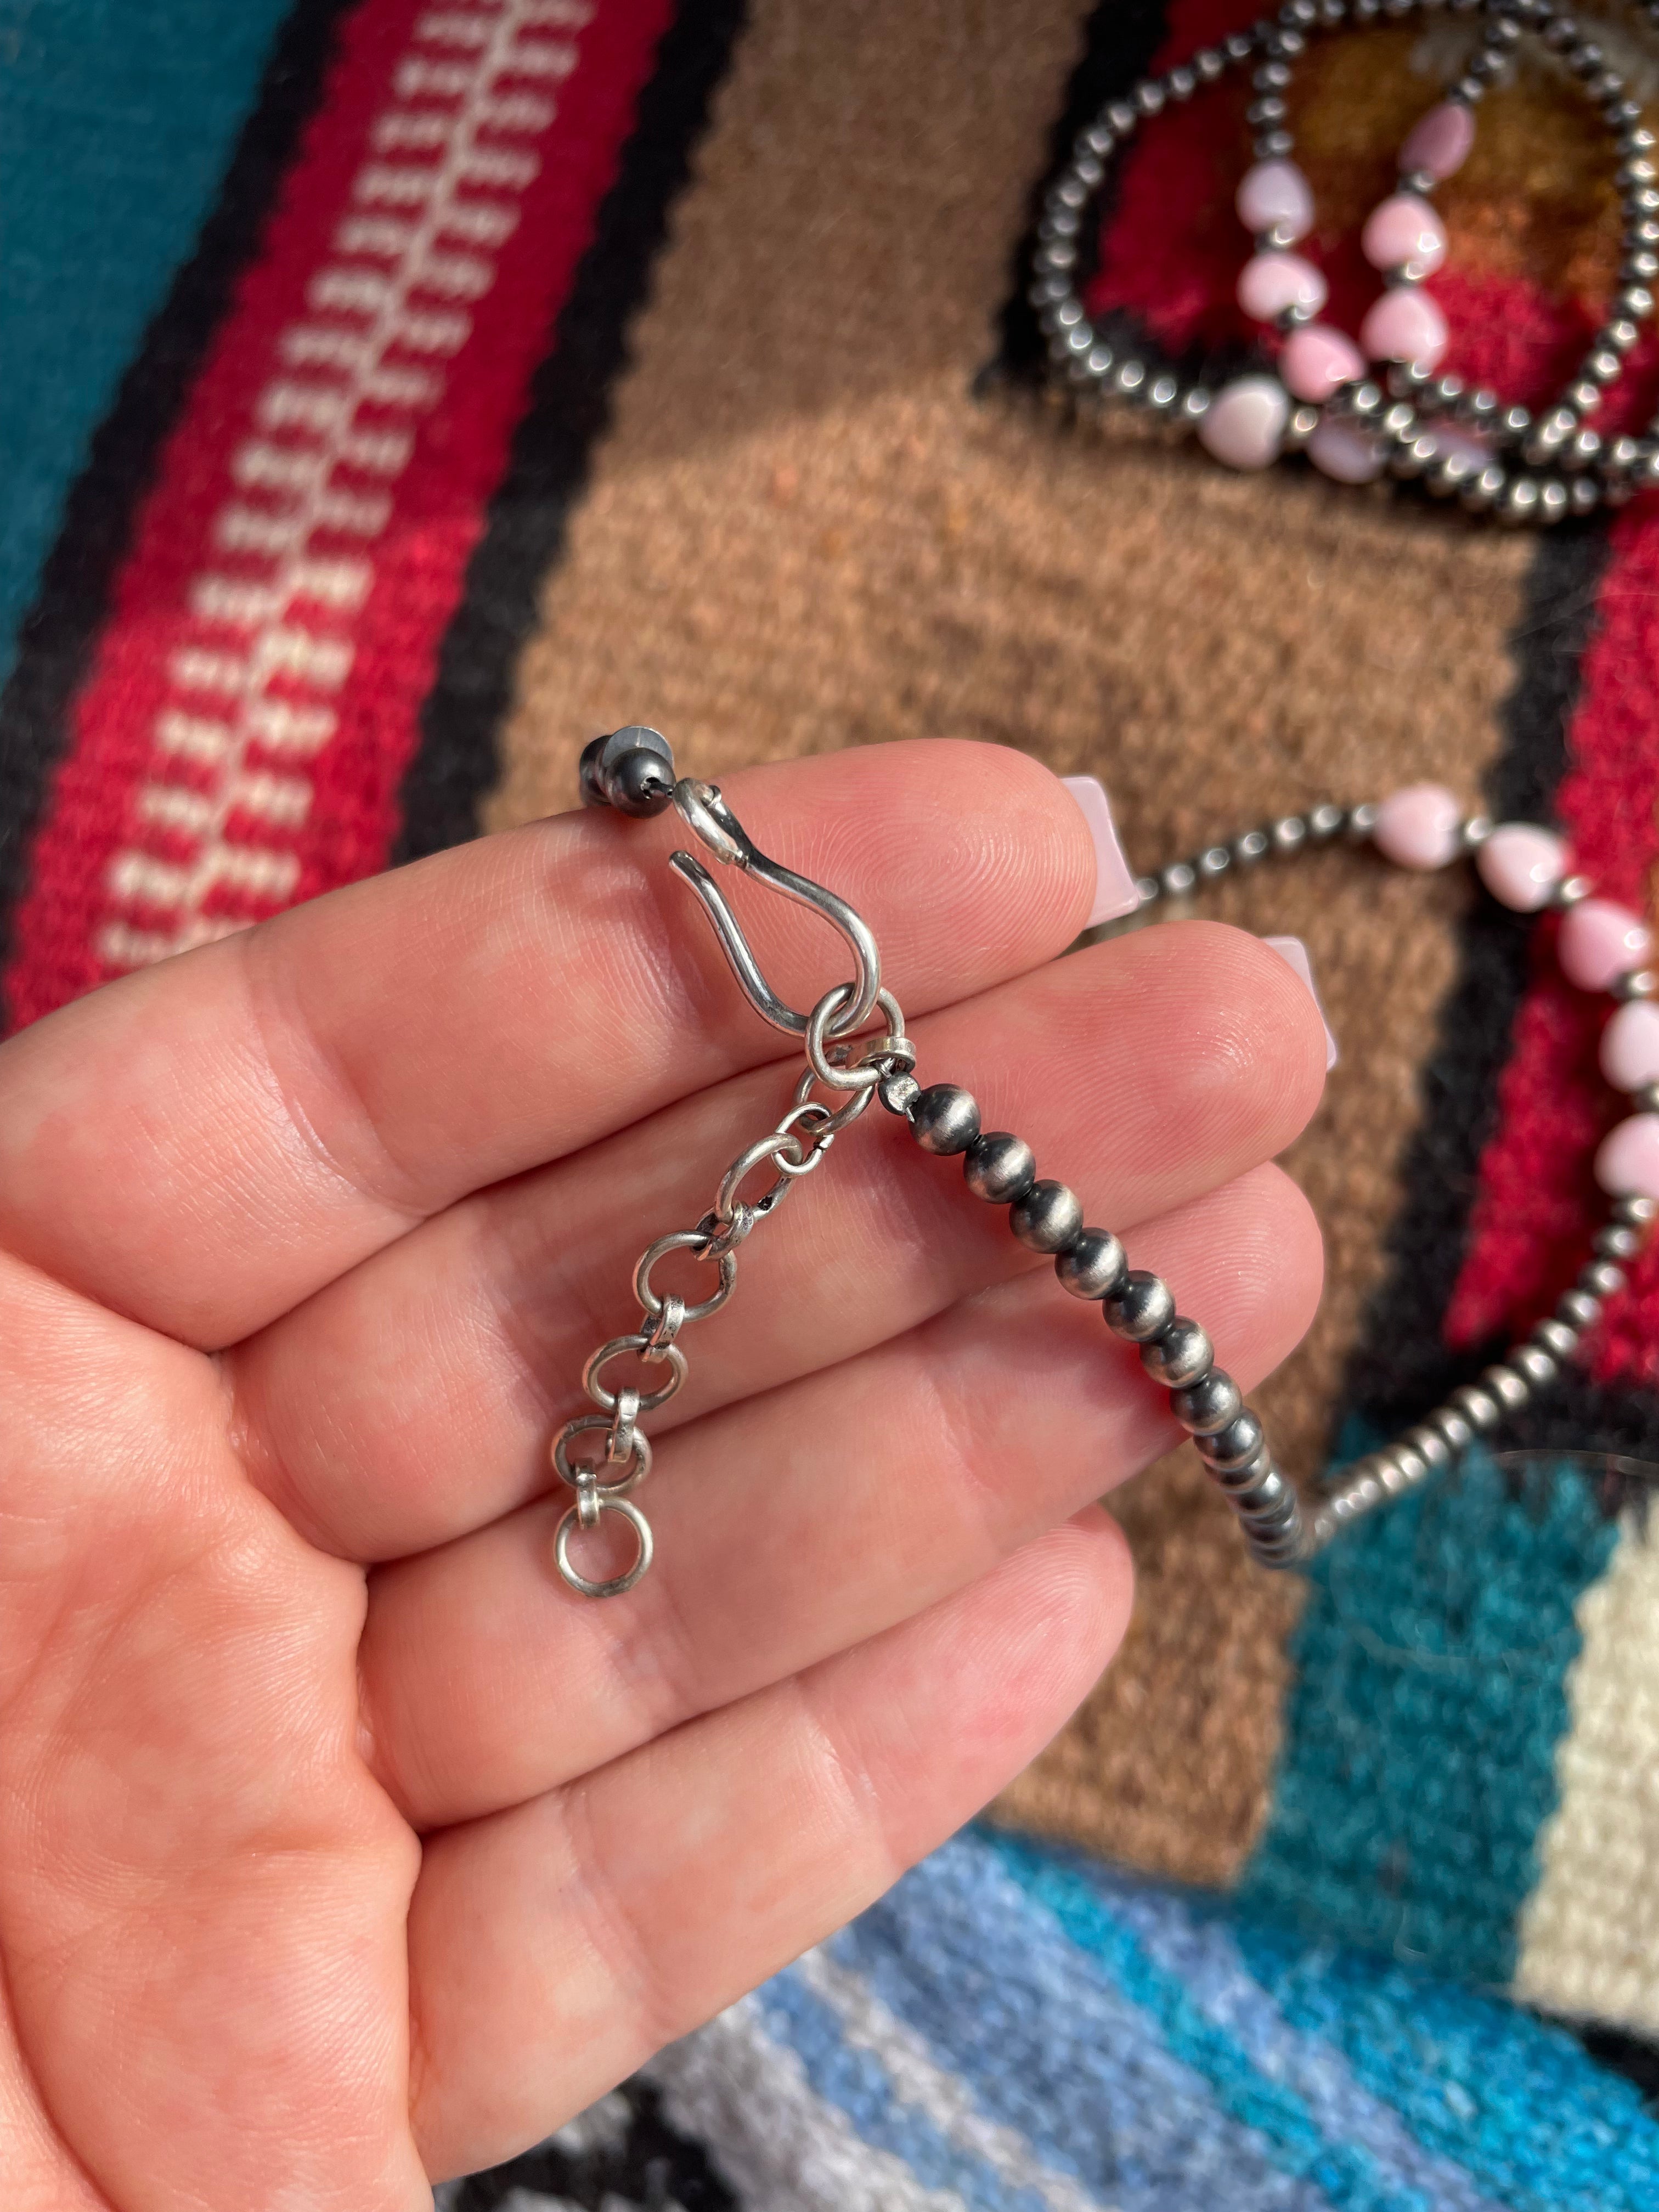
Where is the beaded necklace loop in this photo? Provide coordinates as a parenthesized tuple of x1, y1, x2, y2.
(1032, 0, 1659, 520)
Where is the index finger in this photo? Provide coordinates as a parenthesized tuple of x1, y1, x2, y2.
(0, 741, 1095, 1345)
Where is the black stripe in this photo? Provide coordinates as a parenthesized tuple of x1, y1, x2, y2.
(393, 0, 749, 862)
(994, 0, 1171, 385)
(0, 0, 355, 1032)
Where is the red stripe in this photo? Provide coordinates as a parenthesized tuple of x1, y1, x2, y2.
(5, 0, 672, 1030)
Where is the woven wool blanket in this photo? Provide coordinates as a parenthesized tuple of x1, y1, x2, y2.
(7, 0, 1659, 2199)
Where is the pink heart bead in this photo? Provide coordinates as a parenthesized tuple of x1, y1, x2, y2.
(1558, 898, 1653, 993)
(1359, 285, 1449, 370)
(1476, 823, 1567, 911)
(1197, 376, 1288, 471)
(1601, 1000, 1659, 1092)
(1280, 322, 1365, 401)
(1400, 100, 1475, 183)
(1595, 1111, 1659, 1201)
(1307, 420, 1384, 483)
(1238, 250, 1328, 323)
(1362, 193, 1447, 275)
(1373, 783, 1463, 870)
(1235, 158, 1314, 241)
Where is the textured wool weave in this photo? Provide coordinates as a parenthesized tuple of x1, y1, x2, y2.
(8, 0, 1659, 2195)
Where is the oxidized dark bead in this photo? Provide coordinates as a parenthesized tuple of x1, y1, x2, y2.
(1010, 1180, 1084, 1252)
(963, 1131, 1036, 1204)
(1195, 1410, 1263, 1471)
(1141, 1317, 1214, 1387)
(1056, 1228, 1127, 1300)
(1102, 1269, 1174, 1341)
(1171, 1368, 1243, 1436)
(911, 1085, 981, 1156)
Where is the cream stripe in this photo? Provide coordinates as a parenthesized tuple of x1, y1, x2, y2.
(1514, 1499, 1659, 2034)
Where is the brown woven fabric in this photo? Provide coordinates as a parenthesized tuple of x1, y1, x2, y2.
(488, 0, 1542, 1881)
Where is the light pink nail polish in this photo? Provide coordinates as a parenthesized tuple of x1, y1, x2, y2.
(1063, 776, 1141, 928)
(1263, 935, 1339, 1069)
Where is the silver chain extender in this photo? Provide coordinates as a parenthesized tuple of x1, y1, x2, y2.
(554, 730, 916, 1595)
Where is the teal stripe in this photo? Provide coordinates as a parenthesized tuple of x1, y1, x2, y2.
(988, 1833, 1434, 2212)
(1234, 1909, 1659, 2212)
(1244, 1442, 1615, 1983)
(0, 0, 297, 687)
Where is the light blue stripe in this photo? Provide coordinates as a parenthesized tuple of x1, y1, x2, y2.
(1086, 1867, 1516, 2212)
(754, 1965, 1057, 2212)
(1235, 1911, 1659, 2212)
(837, 1836, 1334, 2212)
(989, 1831, 1481, 2212)
(0, 0, 296, 687)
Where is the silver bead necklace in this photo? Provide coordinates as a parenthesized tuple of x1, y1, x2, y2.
(1034, 0, 1659, 520)
(556, 730, 1659, 1593)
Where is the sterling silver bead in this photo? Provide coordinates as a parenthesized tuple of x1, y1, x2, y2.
(1103, 1270, 1175, 1341)
(1514, 1344, 1559, 1387)
(1010, 1180, 1085, 1252)
(1196, 1409, 1263, 1470)
(911, 1085, 981, 1156)
(963, 1132, 1036, 1204)
(1142, 1317, 1214, 1387)
(1532, 1316, 1578, 1359)
(1580, 1259, 1627, 1299)
(1558, 1287, 1603, 1331)
(1481, 1364, 1531, 1412)
(1449, 1383, 1502, 1433)
(1056, 1227, 1127, 1299)
(1172, 1369, 1243, 1435)
(1594, 1223, 1643, 1261)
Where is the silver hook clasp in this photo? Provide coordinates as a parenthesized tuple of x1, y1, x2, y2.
(669, 780, 882, 1040)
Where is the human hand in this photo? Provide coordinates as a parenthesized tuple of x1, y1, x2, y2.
(0, 741, 1324, 2205)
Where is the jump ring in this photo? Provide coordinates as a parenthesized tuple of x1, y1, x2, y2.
(641, 1294, 686, 1355)
(607, 1386, 641, 1465)
(714, 1128, 808, 1224)
(553, 1411, 653, 1496)
(634, 1229, 738, 1322)
(791, 1059, 876, 1135)
(555, 1494, 654, 1599)
(805, 984, 909, 1092)
(772, 1100, 838, 1175)
(584, 1334, 689, 1414)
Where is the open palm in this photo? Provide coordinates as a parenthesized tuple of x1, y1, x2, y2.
(0, 741, 1323, 2207)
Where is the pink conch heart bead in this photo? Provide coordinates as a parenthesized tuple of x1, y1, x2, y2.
(1373, 783, 1463, 869)
(1359, 285, 1449, 369)
(1280, 322, 1365, 400)
(1477, 823, 1567, 911)
(1400, 100, 1475, 182)
(1235, 158, 1314, 240)
(1238, 250, 1327, 323)
(1362, 193, 1447, 274)
(1307, 420, 1384, 483)
(1197, 376, 1289, 471)
(1595, 1112, 1659, 1201)
(1601, 1000, 1659, 1092)
(1558, 899, 1653, 992)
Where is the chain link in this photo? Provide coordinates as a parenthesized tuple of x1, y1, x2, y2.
(551, 978, 905, 1597)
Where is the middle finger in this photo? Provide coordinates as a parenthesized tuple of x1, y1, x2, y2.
(228, 919, 1326, 1560)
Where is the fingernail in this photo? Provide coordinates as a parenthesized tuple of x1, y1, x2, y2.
(1063, 776, 1141, 928)
(1262, 935, 1339, 1069)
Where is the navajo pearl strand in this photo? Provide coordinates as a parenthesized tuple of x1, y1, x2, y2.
(1133, 787, 1658, 1546)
